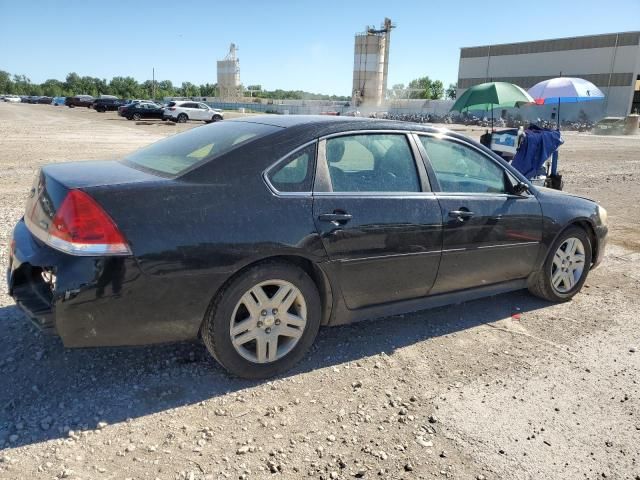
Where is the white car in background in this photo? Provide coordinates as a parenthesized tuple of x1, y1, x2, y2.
(162, 101, 224, 123)
(3, 95, 22, 103)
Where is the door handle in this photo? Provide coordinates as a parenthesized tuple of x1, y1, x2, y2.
(318, 212, 353, 225)
(449, 210, 475, 219)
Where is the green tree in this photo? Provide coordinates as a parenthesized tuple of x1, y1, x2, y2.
(109, 76, 141, 99)
(156, 80, 176, 99)
(64, 72, 82, 94)
(407, 76, 433, 99)
(389, 83, 406, 99)
(446, 83, 457, 100)
(41, 79, 64, 97)
(0, 70, 12, 94)
(429, 80, 444, 100)
(199, 83, 217, 97)
(179, 82, 199, 97)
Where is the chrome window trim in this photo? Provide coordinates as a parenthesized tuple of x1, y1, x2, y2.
(313, 191, 436, 198)
(262, 139, 318, 198)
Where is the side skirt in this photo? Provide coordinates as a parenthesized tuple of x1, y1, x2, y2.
(328, 279, 528, 326)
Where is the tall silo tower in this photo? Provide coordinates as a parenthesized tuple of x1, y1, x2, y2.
(217, 43, 241, 100)
(352, 18, 394, 107)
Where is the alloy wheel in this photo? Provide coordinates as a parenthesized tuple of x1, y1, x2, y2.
(229, 280, 307, 364)
(550, 237, 586, 293)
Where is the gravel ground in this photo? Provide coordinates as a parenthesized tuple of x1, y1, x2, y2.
(0, 103, 639, 480)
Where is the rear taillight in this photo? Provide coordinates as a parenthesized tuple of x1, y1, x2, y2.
(46, 190, 130, 256)
(169, 107, 176, 111)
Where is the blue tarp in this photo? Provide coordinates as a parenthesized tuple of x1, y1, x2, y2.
(510, 126, 563, 179)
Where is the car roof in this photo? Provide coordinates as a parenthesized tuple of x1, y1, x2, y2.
(226, 114, 449, 136)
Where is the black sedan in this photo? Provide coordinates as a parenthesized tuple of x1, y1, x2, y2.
(120, 102, 165, 121)
(7, 116, 608, 379)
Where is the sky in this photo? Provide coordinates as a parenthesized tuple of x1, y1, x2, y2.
(1, 0, 639, 95)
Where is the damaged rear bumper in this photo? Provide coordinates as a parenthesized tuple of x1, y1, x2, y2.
(7, 218, 219, 347)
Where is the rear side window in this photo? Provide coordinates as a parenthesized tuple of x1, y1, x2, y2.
(123, 121, 280, 176)
(325, 134, 420, 192)
(267, 144, 316, 193)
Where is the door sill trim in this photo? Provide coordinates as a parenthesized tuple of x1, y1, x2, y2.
(329, 279, 528, 326)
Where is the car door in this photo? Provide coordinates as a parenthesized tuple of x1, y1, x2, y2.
(150, 103, 163, 119)
(180, 102, 198, 120)
(414, 133, 543, 294)
(198, 103, 213, 121)
(137, 103, 151, 118)
(312, 132, 443, 310)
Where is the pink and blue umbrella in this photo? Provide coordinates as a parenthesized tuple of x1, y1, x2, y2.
(527, 77, 605, 176)
(528, 77, 605, 104)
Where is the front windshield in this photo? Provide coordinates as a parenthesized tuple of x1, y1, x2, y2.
(122, 121, 280, 176)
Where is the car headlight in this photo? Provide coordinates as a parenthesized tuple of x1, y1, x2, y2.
(597, 205, 608, 226)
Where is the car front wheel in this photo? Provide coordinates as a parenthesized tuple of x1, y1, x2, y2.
(202, 261, 321, 379)
(528, 226, 592, 302)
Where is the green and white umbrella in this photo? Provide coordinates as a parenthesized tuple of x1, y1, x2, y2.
(450, 81, 534, 128)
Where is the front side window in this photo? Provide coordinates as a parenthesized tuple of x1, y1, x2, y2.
(325, 134, 420, 192)
(267, 144, 315, 193)
(419, 136, 507, 194)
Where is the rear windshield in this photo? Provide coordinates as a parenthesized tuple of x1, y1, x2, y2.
(122, 121, 280, 176)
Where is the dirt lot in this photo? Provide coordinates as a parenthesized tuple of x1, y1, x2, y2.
(0, 103, 639, 480)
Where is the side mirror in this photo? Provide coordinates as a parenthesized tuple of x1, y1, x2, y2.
(512, 182, 529, 195)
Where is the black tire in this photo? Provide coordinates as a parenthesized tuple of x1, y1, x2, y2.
(212, 114, 223, 122)
(177, 113, 188, 123)
(201, 261, 321, 379)
(132, 113, 141, 121)
(528, 226, 592, 302)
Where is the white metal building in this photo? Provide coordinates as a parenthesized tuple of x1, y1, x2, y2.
(457, 32, 640, 119)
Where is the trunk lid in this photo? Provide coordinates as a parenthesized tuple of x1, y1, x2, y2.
(24, 160, 165, 247)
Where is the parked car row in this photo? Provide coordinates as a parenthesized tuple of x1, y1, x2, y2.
(1, 94, 23, 103)
(1, 94, 225, 123)
(118, 100, 224, 123)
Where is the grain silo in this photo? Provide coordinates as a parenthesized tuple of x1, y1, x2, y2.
(352, 18, 394, 107)
(217, 43, 241, 100)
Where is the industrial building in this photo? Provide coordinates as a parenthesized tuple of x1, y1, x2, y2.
(352, 18, 394, 107)
(217, 43, 241, 100)
(457, 31, 640, 119)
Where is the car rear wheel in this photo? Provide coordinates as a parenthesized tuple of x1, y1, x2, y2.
(201, 261, 321, 379)
(177, 113, 188, 123)
(132, 113, 141, 121)
(528, 226, 592, 302)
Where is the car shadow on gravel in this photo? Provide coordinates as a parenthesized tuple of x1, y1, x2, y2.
(0, 289, 551, 449)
